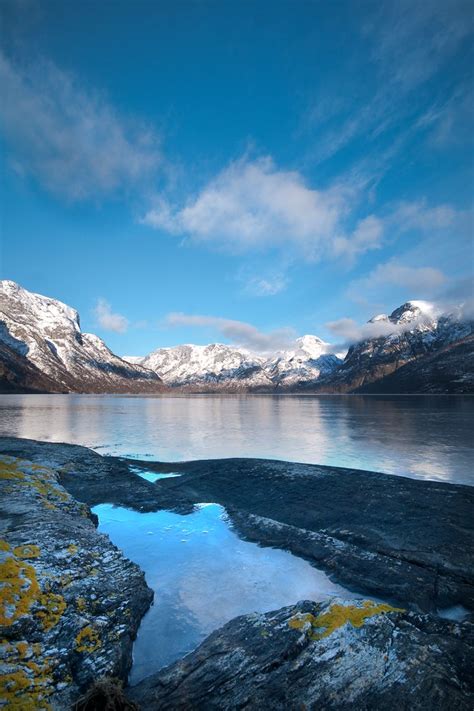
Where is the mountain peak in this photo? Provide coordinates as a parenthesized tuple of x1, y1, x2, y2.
(389, 300, 437, 325)
(0, 281, 163, 393)
(294, 335, 329, 359)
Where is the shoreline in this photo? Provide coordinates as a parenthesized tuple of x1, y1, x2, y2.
(1, 437, 473, 708)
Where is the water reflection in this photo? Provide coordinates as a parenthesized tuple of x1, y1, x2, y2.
(0, 394, 472, 484)
(129, 466, 180, 483)
(93, 503, 350, 684)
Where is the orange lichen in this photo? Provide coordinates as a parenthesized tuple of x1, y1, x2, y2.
(36, 592, 67, 631)
(0, 556, 41, 627)
(0, 640, 54, 711)
(13, 545, 41, 560)
(75, 626, 101, 654)
(288, 600, 405, 640)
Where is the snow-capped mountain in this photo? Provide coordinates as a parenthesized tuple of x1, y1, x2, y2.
(265, 335, 342, 387)
(136, 343, 270, 390)
(0, 281, 164, 393)
(1, 281, 471, 394)
(124, 301, 472, 393)
(128, 335, 342, 390)
(315, 300, 473, 392)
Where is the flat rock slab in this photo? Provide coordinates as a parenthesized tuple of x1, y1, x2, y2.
(130, 598, 474, 710)
(0, 437, 473, 613)
(127, 455, 474, 612)
(0, 437, 473, 710)
(0, 452, 152, 710)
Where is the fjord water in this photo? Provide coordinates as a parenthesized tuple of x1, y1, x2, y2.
(0, 393, 472, 484)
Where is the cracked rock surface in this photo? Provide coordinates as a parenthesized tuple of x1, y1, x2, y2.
(0, 453, 152, 710)
(0, 437, 473, 710)
(129, 598, 474, 710)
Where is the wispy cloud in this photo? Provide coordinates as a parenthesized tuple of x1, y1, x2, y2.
(301, 0, 473, 171)
(239, 268, 289, 297)
(389, 201, 455, 232)
(94, 299, 129, 333)
(345, 202, 468, 309)
(347, 260, 447, 306)
(0, 51, 161, 200)
(326, 302, 440, 347)
(143, 156, 385, 263)
(165, 312, 295, 352)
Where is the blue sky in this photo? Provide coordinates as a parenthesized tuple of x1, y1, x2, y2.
(1, 0, 473, 355)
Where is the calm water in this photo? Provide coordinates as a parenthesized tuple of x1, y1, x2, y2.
(93, 502, 353, 684)
(0, 393, 472, 484)
(2, 393, 471, 680)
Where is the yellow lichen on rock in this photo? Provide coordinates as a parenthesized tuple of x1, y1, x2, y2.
(0, 459, 26, 481)
(0, 556, 41, 627)
(36, 592, 67, 631)
(76, 597, 87, 612)
(75, 626, 102, 653)
(67, 544, 79, 555)
(16, 641, 29, 658)
(288, 600, 404, 640)
(13, 545, 41, 560)
(0, 544, 65, 631)
(0, 639, 54, 711)
(0, 456, 69, 509)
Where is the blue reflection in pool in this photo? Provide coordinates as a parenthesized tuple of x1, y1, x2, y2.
(93, 502, 353, 685)
(129, 466, 181, 483)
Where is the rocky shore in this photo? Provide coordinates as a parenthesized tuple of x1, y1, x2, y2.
(0, 447, 152, 709)
(1, 436, 473, 709)
(130, 599, 474, 710)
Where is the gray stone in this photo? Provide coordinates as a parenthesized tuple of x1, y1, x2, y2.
(0, 451, 152, 710)
(129, 598, 474, 710)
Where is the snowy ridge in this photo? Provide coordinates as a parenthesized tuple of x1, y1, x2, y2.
(0, 281, 472, 394)
(127, 301, 472, 392)
(138, 343, 270, 389)
(130, 335, 343, 389)
(324, 300, 473, 392)
(0, 280, 164, 393)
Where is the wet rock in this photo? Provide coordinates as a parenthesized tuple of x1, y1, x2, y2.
(0, 454, 153, 710)
(129, 598, 474, 710)
(0, 437, 473, 709)
(127, 456, 474, 613)
(0, 437, 472, 614)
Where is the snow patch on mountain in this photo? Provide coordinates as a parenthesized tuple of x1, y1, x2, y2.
(0, 280, 163, 393)
(128, 335, 343, 389)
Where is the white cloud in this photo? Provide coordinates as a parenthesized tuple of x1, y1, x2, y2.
(303, 0, 472, 166)
(143, 156, 385, 262)
(332, 215, 384, 260)
(326, 303, 440, 346)
(242, 272, 289, 297)
(0, 51, 161, 200)
(166, 312, 295, 353)
(348, 260, 447, 305)
(326, 317, 397, 344)
(94, 299, 129, 333)
(389, 201, 455, 232)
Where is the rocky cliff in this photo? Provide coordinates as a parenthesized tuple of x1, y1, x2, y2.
(0, 281, 165, 394)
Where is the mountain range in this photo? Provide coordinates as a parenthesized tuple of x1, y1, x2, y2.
(0, 280, 472, 394)
(0, 281, 164, 394)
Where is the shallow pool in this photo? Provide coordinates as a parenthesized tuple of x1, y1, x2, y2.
(93, 502, 354, 684)
(129, 465, 181, 483)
